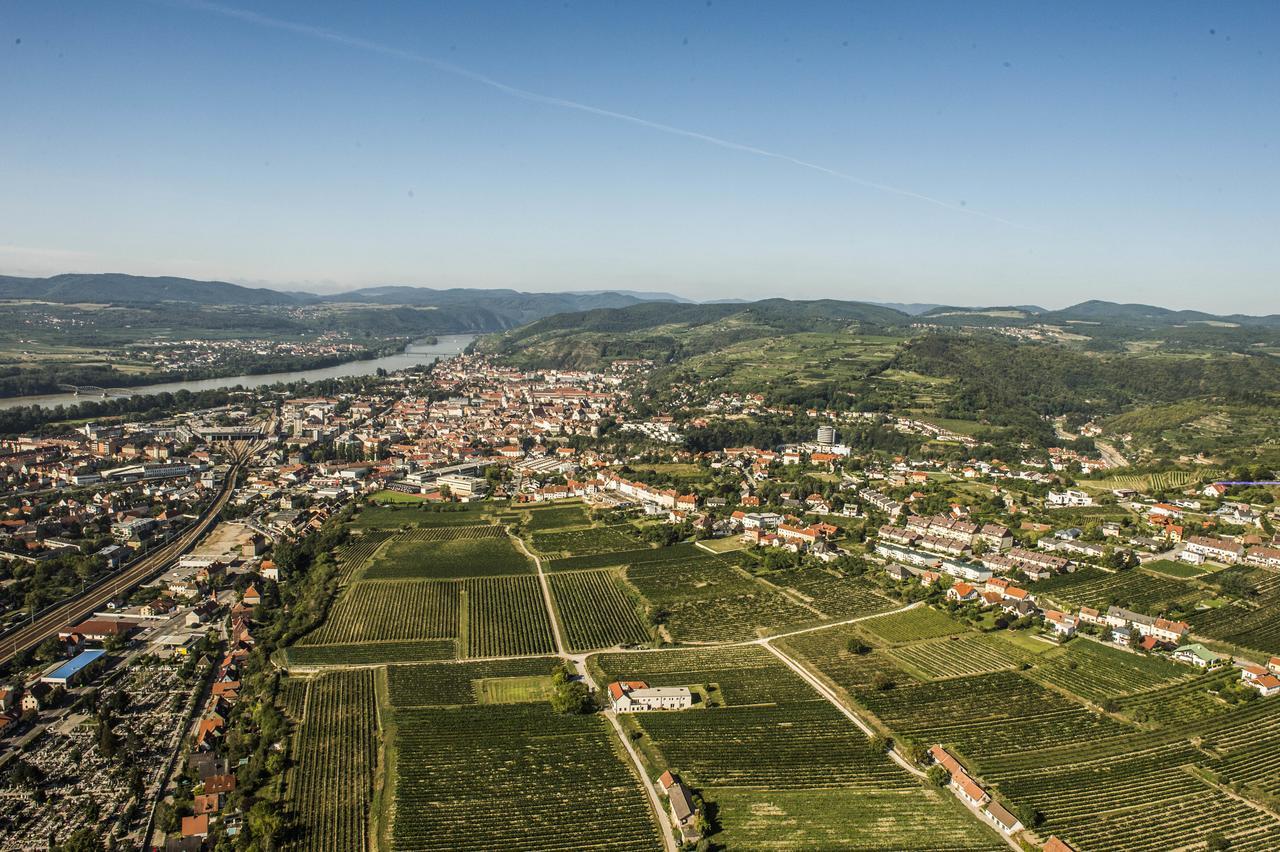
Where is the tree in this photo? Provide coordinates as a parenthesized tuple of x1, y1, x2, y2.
(846, 637, 871, 655)
(926, 765, 950, 787)
(35, 636, 65, 663)
(155, 802, 180, 834)
(247, 801, 284, 848)
(58, 827, 104, 852)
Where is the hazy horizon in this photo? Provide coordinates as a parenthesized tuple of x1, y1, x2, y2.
(4, 1, 1278, 313)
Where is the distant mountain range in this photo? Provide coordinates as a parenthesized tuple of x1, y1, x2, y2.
(3, 272, 1278, 332)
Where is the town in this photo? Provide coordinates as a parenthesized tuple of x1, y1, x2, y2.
(1, 337, 1278, 852)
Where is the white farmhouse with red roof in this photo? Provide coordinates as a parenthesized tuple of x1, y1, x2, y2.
(608, 681, 693, 712)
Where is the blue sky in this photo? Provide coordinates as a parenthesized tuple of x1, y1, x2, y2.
(2, 1, 1277, 311)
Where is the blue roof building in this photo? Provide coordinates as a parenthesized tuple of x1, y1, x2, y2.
(40, 649, 107, 687)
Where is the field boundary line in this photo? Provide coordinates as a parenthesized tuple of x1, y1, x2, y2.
(513, 531, 568, 657)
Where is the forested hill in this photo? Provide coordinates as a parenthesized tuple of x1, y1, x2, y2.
(485, 298, 915, 367)
(885, 333, 1280, 440)
(0, 273, 674, 329)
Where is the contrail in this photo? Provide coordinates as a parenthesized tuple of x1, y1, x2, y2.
(164, 0, 1033, 230)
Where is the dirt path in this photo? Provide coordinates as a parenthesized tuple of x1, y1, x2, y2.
(607, 710, 679, 852)
(511, 531, 567, 657)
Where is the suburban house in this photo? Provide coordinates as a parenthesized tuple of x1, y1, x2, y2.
(1239, 663, 1280, 697)
(985, 800, 1024, 835)
(1043, 610, 1078, 637)
(1173, 644, 1222, 668)
(608, 681, 693, 712)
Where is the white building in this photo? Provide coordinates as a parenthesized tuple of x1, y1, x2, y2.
(608, 681, 693, 712)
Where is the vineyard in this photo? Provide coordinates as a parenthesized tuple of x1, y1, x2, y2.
(1113, 668, 1237, 724)
(396, 525, 507, 542)
(627, 555, 814, 642)
(300, 580, 458, 645)
(335, 531, 392, 583)
(593, 645, 822, 705)
(1028, 565, 1202, 614)
(1089, 469, 1218, 494)
(387, 705, 662, 851)
(364, 534, 532, 579)
(1186, 568, 1280, 653)
(856, 605, 968, 645)
(765, 567, 897, 619)
(351, 502, 495, 529)
(1028, 638, 1191, 702)
(543, 541, 701, 572)
(774, 625, 916, 691)
(886, 634, 1032, 680)
(547, 569, 652, 650)
(637, 700, 915, 789)
(522, 503, 591, 530)
(854, 670, 1130, 759)
(386, 658, 559, 708)
(529, 524, 642, 556)
(710, 787, 1004, 851)
(279, 676, 310, 722)
(282, 640, 456, 668)
(594, 645, 1003, 851)
(463, 575, 557, 657)
(285, 669, 379, 852)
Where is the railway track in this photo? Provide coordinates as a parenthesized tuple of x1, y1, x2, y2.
(0, 445, 256, 667)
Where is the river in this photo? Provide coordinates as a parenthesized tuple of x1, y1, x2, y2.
(0, 333, 477, 411)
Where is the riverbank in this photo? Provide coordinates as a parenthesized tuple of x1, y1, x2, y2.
(0, 334, 475, 412)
